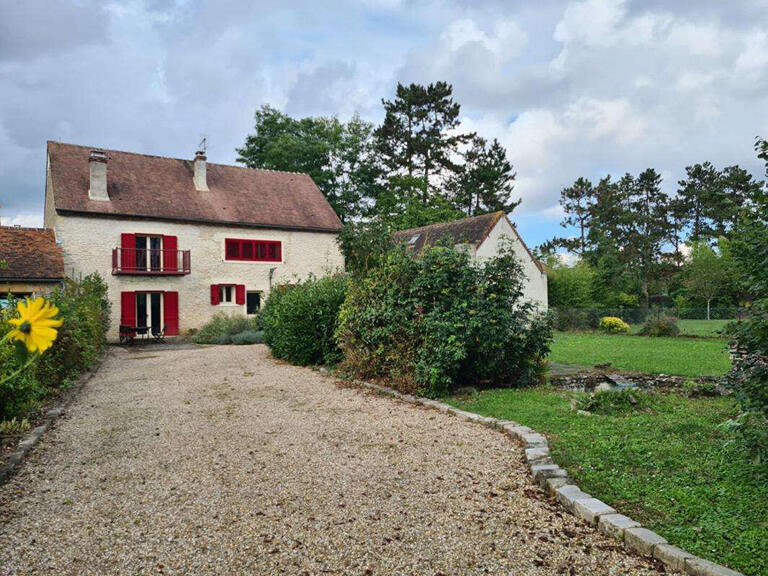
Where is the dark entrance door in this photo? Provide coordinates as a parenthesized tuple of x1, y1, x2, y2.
(136, 293, 147, 329)
(246, 291, 261, 315)
(150, 293, 162, 334)
(136, 292, 163, 334)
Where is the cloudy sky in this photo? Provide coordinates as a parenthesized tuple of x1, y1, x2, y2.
(1, 0, 767, 247)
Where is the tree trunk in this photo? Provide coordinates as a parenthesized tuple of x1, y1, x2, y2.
(707, 299, 711, 320)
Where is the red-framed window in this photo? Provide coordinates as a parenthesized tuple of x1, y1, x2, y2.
(225, 238, 281, 262)
(210, 284, 246, 305)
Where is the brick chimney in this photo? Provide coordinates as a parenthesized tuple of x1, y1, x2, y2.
(88, 150, 109, 201)
(193, 150, 209, 191)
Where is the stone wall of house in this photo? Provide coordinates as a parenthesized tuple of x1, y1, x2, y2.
(46, 211, 344, 341)
(475, 217, 548, 310)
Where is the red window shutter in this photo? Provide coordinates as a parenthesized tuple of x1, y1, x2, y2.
(120, 292, 136, 336)
(235, 284, 246, 305)
(163, 235, 178, 272)
(120, 233, 136, 271)
(210, 284, 220, 305)
(163, 291, 179, 335)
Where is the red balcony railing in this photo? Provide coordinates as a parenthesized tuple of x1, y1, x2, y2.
(112, 248, 191, 275)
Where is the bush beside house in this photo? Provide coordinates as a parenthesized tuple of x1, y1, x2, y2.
(261, 275, 347, 366)
(1, 273, 110, 421)
(336, 242, 552, 396)
(193, 313, 262, 345)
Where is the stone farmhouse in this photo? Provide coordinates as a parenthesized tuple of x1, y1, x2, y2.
(43, 142, 344, 341)
(0, 226, 65, 305)
(394, 211, 548, 309)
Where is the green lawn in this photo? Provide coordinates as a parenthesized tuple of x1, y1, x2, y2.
(628, 319, 731, 338)
(550, 331, 730, 377)
(449, 388, 767, 575)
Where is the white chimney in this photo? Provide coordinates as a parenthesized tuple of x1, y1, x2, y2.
(193, 150, 209, 191)
(88, 150, 109, 201)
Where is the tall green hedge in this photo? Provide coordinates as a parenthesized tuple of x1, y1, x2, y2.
(261, 274, 347, 366)
(336, 242, 553, 396)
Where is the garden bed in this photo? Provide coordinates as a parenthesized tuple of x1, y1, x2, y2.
(448, 386, 767, 575)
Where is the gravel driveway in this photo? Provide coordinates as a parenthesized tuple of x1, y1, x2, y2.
(0, 345, 664, 575)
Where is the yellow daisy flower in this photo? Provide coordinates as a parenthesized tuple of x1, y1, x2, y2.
(8, 297, 63, 354)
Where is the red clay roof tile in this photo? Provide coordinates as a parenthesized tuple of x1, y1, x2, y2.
(0, 227, 64, 281)
(47, 141, 342, 232)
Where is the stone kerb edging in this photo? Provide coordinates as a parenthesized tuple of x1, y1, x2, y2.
(0, 352, 109, 486)
(349, 378, 744, 576)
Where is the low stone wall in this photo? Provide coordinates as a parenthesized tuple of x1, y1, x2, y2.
(343, 375, 744, 576)
(550, 371, 725, 395)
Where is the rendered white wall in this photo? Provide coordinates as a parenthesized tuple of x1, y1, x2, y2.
(475, 217, 548, 310)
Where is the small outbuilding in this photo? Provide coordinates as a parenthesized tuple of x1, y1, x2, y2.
(394, 211, 548, 309)
(0, 226, 65, 304)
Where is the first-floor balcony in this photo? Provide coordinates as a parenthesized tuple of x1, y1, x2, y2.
(112, 248, 191, 275)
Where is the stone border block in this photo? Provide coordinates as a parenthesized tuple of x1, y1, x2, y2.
(597, 513, 640, 540)
(653, 544, 693, 572)
(685, 557, 744, 576)
(521, 432, 547, 447)
(573, 497, 616, 525)
(342, 375, 745, 576)
(555, 484, 591, 512)
(624, 527, 667, 556)
(544, 476, 572, 494)
(524, 447, 551, 464)
(503, 424, 532, 440)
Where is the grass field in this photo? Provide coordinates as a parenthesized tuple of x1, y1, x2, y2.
(550, 331, 731, 377)
(448, 388, 767, 575)
(628, 319, 731, 337)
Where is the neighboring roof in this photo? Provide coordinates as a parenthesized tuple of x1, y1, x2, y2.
(393, 211, 505, 253)
(393, 211, 544, 273)
(47, 141, 343, 233)
(0, 227, 65, 281)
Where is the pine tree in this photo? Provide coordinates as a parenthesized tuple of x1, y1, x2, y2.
(626, 169, 669, 306)
(677, 162, 721, 243)
(374, 82, 472, 202)
(448, 136, 519, 216)
(558, 177, 595, 256)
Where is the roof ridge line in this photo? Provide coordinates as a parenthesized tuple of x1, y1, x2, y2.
(47, 141, 310, 177)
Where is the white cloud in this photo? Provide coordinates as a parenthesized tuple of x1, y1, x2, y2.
(0, 0, 767, 251)
(0, 212, 42, 228)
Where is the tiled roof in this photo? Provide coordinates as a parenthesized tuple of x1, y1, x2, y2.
(394, 211, 543, 273)
(47, 141, 343, 232)
(393, 212, 505, 252)
(0, 227, 64, 281)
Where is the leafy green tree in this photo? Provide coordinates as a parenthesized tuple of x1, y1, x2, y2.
(684, 242, 730, 319)
(547, 259, 596, 308)
(721, 138, 768, 462)
(374, 82, 472, 203)
(367, 174, 464, 230)
(237, 106, 379, 221)
(447, 136, 520, 216)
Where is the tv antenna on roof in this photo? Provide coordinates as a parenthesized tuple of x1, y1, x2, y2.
(198, 136, 207, 154)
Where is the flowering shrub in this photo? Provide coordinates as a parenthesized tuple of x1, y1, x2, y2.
(336, 242, 552, 396)
(598, 316, 630, 334)
(1, 274, 109, 421)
